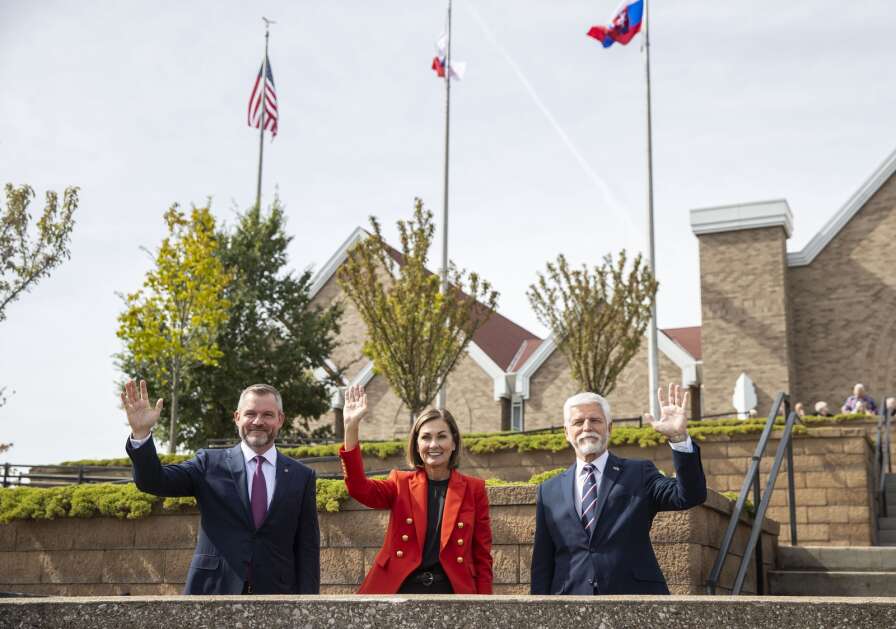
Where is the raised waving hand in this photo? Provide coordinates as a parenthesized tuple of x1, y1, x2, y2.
(121, 379, 164, 440)
(643, 383, 690, 443)
(342, 385, 368, 451)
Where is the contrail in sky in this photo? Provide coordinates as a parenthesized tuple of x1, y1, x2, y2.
(464, 1, 641, 238)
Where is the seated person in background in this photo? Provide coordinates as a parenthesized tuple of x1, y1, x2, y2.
(339, 385, 493, 595)
(814, 401, 834, 417)
(794, 402, 806, 418)
(842, 383, 878, 414)
(886, 398, 896, 418)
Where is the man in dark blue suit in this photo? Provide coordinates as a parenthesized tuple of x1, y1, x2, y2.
(531, 384, 706, 595)
(123, 379, 320, 595)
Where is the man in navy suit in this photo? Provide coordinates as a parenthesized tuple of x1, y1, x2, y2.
(530, 384, 706, 595)
(123, 379, 320, 595)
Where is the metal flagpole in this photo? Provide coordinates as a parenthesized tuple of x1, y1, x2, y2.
(436, 0, 453, 411)
(255, 18, 273, 210)
(642, 0, 660, 419)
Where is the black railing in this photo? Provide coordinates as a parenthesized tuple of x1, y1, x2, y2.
(706, 392, 800, 595)
(874, 399, 893, 527)
(1, 463, 133, 487)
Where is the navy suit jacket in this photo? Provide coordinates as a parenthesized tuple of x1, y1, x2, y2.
(127, 438, 320, 595)
(530, 444, 706, 595)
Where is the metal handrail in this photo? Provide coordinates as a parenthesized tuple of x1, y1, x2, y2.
(875, 400, 893, 523)
(706, 392, 800, 595)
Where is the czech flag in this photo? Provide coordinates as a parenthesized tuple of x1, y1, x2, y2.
(431, 33, 466, 80)
(587, 0, 644, 48)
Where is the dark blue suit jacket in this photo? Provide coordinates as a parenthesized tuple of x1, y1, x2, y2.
(530, 445, 706, 595)
(127, 438, 320, 594)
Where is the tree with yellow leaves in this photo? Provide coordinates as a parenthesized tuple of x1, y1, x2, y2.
(116, 205, 230, 453)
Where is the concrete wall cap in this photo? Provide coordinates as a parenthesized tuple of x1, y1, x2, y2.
(690, 199, 793, 238)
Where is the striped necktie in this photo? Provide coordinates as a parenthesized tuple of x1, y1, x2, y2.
(581, 463, 598, 533)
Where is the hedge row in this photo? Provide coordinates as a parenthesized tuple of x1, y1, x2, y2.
(59, 414, 873, 468)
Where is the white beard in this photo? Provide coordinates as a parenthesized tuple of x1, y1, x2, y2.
(571, 430, 607, 457)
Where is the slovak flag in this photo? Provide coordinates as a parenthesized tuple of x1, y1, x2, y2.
(431, 33, 466, 80)
(587, 0, 644, 48)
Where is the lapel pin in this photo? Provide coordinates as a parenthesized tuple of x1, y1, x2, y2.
(613, 466, 621, 471)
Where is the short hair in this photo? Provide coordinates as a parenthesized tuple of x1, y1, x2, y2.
(854, 383, 865, 392)
(563, 392, 612, 426)
(814, 401, 829, 413)
(406, 408, 462, 469)
(238, 383, 283, 412)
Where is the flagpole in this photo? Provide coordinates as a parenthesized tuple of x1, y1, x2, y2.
(643, 0, 660, 419)
(436, 0, 453, 411)
(255, 19, 271, 210)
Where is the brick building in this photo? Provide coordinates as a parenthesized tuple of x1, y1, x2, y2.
(692, 147, 896, 415)
(308, 148, 896, 437)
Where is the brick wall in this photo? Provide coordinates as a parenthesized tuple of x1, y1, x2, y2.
(0, 487, 776, 597)
(788, 174, 896, 409)
(697, 226, 793, 415)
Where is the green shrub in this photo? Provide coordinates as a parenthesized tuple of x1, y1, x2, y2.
(720, 491, 756, 518)
(528, 468, 566, 484)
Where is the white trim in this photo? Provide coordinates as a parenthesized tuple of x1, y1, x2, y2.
(308, 226, 367, 298)
(514, 331, 700, 398)
(690, 199, 793, 238)
(513, 336, 558, 399)
(466, 341, 511, 400)
(788, 147, 896, 266)
(348, 361, 375, 387)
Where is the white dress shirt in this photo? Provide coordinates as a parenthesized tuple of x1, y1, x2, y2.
(573, 436, 694, 518)
(129, 434, 277, 509)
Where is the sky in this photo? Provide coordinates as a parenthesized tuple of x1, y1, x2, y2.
(1, 1, 894, 464)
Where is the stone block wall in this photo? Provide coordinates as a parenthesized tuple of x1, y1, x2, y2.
(0, 487, 776, 597)
(309, 423, 876, 546)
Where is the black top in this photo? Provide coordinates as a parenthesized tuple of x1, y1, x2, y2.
(421, 477, 450, 569)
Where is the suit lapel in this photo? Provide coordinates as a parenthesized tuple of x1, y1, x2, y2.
(590, 452, 623, 540)
(561, 464, 586, 535)
(440, 470, 467, 550)
(262, 453, 290, 526)
(226, 445, 253, 527)
(409, 469, 428, 550)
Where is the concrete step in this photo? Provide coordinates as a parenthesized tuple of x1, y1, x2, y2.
(880, 530, 896, 545)
(777, 545, 896, 571)
(880, 517, 896, 530)
(767, 570, 896, 596)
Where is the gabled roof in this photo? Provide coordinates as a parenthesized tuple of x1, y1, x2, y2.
(663, 326, 702, 361)
(513, 327, 702, 399)
(788, 147, 896, 267)
(308, 227, 540, 398)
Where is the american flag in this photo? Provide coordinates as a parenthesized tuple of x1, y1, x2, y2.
(248, 55, 278, 137)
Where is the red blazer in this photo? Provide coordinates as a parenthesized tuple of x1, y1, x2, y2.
(339, 445, 493, 594)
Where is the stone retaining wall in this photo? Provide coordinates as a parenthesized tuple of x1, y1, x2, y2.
(0, 487, 776, 597)
(307, 422, 876, 546)
(3, 595, 896, 629)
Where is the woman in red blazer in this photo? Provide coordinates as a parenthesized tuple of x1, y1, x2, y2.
(339, 385, 493, 594)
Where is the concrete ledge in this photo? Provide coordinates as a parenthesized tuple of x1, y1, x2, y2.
(2, 595, 896, 628)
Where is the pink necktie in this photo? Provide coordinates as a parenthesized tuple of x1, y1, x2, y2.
(250, 455, 268, 529)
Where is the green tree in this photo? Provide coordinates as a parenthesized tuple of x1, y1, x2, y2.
(337, 198, 499, 422)
(116, 205, 230, 453)
(163, 202, 342, 450)
(1, 183, 78, 450)
(116, 201, 344, 450)
(527, 250, 658, 396)
(1, 183, 78, 323)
